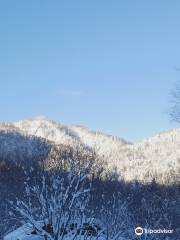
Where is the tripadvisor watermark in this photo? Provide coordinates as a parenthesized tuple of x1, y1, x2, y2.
(135, 226, 174, 236)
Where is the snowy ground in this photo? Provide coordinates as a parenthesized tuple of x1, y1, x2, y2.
(4, 223, 106, 240)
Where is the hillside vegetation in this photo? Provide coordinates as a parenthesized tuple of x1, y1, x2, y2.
(10, 118, 180, 184)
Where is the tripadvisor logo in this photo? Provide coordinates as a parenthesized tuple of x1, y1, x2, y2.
(135, 226, 174, 236)
(135, 227, 143, 236)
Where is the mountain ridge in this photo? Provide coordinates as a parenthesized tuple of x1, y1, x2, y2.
(0, 117, 179, 184)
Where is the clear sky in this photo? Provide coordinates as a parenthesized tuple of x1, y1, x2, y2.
(0, 0, 180, 142)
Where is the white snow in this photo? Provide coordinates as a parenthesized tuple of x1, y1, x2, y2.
(0, 117, 179, 183)
(3, 224, 38, 240)
(3, 223, 105, 240)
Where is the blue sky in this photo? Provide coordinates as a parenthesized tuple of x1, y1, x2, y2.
(0, 0, 180, 142)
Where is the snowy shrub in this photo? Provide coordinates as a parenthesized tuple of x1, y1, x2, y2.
(9, 173, 106, 240)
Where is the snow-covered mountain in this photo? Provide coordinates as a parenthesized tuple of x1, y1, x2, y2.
(0, 118, 179, 184)
(14, 118, 130, 150)
(0, 122, 51, 164)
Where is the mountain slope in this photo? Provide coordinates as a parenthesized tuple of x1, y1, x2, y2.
(14, 118, 131, 169)
(0, 117, 177, 184)
(0, 123, 52, 164)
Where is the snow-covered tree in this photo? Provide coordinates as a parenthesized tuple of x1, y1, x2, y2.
(96, 192, 134, 240)
(10, 173, 106, 240)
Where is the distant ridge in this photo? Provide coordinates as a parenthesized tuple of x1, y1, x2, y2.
(0, 117, 179, 184)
